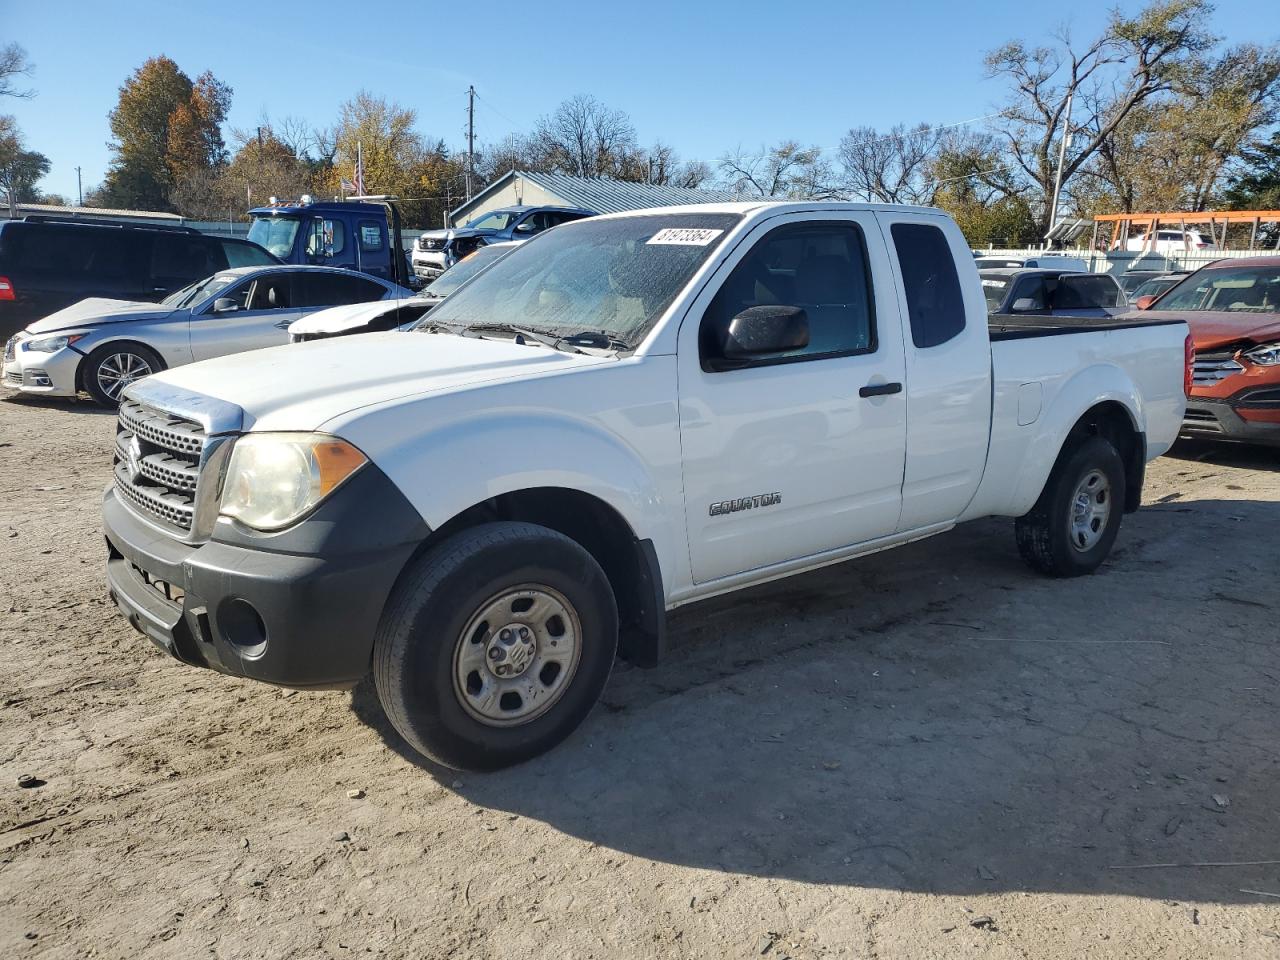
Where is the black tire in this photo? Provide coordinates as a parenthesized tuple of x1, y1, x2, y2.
(1015, 435, 1126, 577)
(373, 521, 618, 771)
(82, 342, 165, 407)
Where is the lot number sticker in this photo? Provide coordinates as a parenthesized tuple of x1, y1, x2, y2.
(646, 228, 724, 246)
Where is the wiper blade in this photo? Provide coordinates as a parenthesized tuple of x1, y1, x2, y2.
(414, 318, 466, 334)
(559, 330, 632, 351)
(462, 323, 584, 354)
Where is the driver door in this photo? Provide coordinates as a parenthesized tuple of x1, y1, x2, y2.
(190, 272, 301, 361)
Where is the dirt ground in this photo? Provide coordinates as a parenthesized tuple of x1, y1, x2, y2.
(1, 394, 1278, 960)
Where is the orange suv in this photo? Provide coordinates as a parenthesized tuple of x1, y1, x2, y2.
(1140, 256, 1280, 447)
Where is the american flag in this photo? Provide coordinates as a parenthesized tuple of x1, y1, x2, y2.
(353, 142, 366, 196)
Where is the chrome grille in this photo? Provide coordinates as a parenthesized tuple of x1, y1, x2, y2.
(1192, 350, 1244, 386)
(113, 399, 208, 531)
(3, 369, 21, 387)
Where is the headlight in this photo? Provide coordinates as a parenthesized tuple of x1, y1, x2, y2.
(219, 433, 367, 531)
(24, 332, 86, 353)
(1243, 342, 1280, 366)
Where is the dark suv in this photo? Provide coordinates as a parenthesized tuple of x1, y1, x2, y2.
(0, 217, 279, 340)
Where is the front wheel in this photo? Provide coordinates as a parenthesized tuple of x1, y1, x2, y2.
(82, 343, 164, 407)
(373, 522, 618, 770)
(1015, 435, 1126, 577)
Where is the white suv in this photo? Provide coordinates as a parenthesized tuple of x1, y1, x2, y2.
(1126, 229, 1216, 255)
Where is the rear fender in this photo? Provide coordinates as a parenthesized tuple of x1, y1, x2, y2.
(1007, 364, 1144, 516)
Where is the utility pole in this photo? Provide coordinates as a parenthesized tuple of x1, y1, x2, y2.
(75, 166, 83, 206)
(1047, 88, 1074, 249)
(466, 85, 475, 201)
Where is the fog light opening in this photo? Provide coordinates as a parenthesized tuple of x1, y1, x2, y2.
(217, 598, 268, 656)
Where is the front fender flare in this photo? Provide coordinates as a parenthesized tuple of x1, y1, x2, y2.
(360, 411, 678, 595)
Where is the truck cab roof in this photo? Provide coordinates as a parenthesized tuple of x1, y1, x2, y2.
(248, 200, 389, 218)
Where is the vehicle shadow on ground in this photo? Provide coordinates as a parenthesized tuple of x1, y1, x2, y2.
(0, 393, 114, 416)
(351, 497, 1280, 904)
(1167, 437, 1280, 471)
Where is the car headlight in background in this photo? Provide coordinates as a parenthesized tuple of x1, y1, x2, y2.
(219, 433, 367, 531)
(1243, 342, 1280, 366)
(24, 332, 86, 353)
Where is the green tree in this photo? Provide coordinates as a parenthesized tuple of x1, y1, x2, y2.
(1222, 129, 1280, 210)
(0, 116, 50, 216)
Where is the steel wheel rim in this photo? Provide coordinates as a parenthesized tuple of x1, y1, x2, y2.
(97, 352, 153, 399)
(1068, 468, 1111, 552)
(452, 584, 582, 727)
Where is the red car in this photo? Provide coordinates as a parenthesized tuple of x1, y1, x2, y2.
(1139, 256, 1280, 446)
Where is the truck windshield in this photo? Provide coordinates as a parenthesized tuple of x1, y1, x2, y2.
(428, 214, 741, 347)
(1156, 265, 1280, 313)
(979, 276, 1009, 311)
(247, 217, 301, 258)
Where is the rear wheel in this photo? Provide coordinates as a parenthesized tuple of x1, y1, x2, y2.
(1015, 436, 1126, 577)
(373, 522, 618, 770)
(83, 343, 164, 407)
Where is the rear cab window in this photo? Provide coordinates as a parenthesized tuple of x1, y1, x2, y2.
(890, 223, 966, 347)
(1056, 274, 1124, 309)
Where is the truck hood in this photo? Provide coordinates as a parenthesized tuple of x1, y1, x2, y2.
(287, 299, 433, 336)
(26, 298, 176, 334)
(1141, 309, 1280, 350)
(142, 331, 613, 432)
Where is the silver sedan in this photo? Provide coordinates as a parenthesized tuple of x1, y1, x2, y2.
(3, 265, 415, 405)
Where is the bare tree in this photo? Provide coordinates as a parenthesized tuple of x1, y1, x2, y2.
(532, 95, 638, 178)
(719, 141, 839, 199)
(985, 0, 1215, 233)
(838, 123, 943, 203)
(0, 43, 33, 99)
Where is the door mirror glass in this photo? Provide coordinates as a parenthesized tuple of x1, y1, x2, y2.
(722, 305, 809, 361)
(212, 297, 240, 313)
(1011, 297, 1040, 312)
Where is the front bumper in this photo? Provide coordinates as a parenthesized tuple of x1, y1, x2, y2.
(103, 462, 431, 688)
(1181, 396, 1280, 447)
(412, 250, 447, 279)
(2, 345, 81, 397)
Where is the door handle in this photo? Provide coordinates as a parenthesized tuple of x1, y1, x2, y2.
(859, 381, 903, 398)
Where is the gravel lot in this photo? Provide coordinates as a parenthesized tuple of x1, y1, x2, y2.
(1, 394, 1278, 959)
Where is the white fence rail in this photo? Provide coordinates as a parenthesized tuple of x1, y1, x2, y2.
(979, 247, 1277, 275)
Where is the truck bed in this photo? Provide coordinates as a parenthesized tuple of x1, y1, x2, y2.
(988, 314, 1185, 341)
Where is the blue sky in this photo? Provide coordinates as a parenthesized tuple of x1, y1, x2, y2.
(4, 0, 1278, 202)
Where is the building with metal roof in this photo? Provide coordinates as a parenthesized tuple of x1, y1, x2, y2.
(447, 170, 741, 227)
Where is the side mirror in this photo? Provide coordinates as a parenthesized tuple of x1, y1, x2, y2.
(721, 305, 809, 363)
(513, 221, 536, 233)
(212, 297, 239, 313)
(1135, 295, 1157, 310)
(1011, 297, 1040, 312)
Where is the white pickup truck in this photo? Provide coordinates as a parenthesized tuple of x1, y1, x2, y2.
(102, 202, 1191, 770)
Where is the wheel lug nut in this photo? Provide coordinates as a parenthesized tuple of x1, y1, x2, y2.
(519, 627, 529, 640)
(500, 629, 511, 641)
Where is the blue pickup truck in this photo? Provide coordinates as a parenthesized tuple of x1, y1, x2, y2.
(247, 197, 413, 288)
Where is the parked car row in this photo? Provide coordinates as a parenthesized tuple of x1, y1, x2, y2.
(0, 216, 278, 341)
